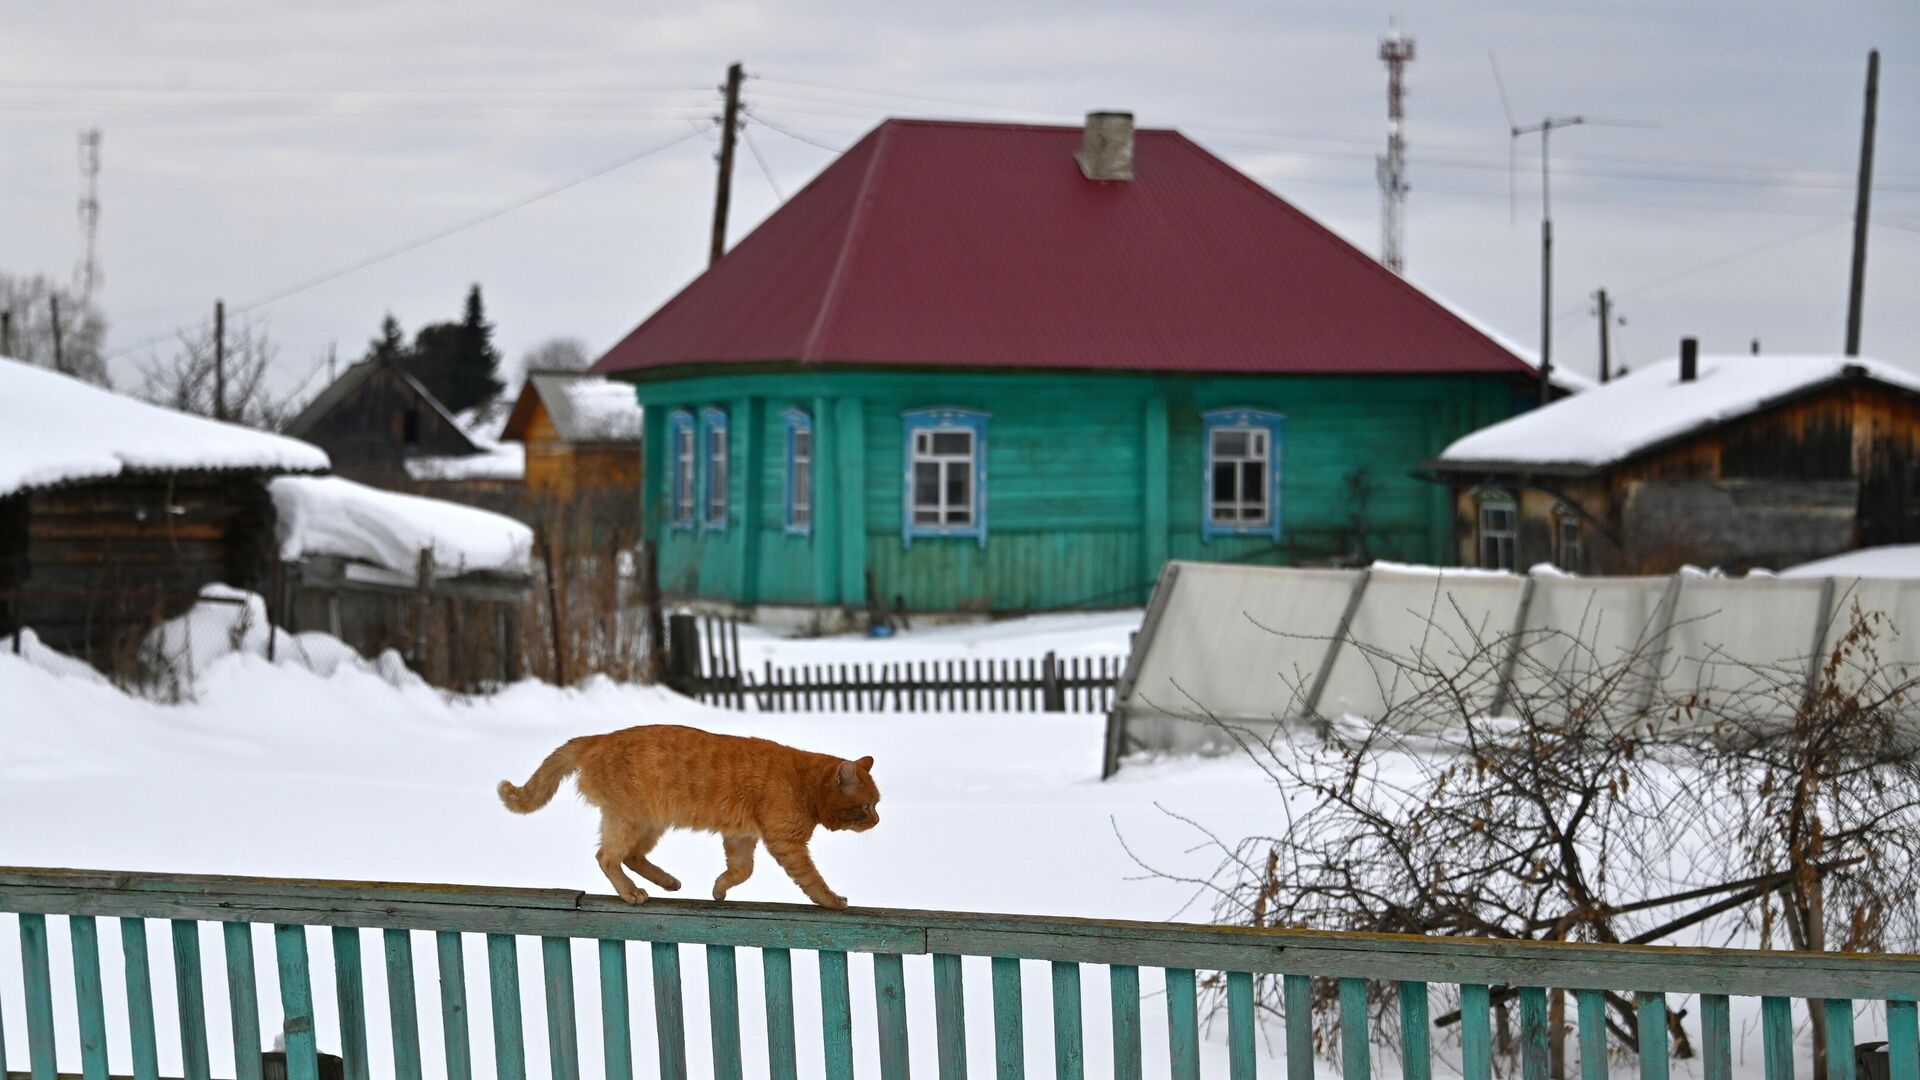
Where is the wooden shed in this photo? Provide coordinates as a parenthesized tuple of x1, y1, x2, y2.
(1427, 346, 1920, 575)
(284, 356, 480, 487)
(499, 371, 643, 550)
(0, 358, 329, 667)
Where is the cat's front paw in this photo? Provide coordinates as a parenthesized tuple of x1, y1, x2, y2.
(814, 893, 848, 910)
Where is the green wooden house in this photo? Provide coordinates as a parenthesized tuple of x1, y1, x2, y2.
(593, 113, 1537, 616)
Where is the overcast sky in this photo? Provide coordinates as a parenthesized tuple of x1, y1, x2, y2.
(2, 3, 1914, 405)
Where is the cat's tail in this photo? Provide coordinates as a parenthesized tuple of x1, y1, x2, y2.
(498, 739, 583, 814)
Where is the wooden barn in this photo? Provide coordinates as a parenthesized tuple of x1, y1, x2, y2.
(498, 371, 642, 548)
(0, 358, 329, 666)
(591, 113, 1539, 618)
(284, 356, 482, 487)
(1427, 342, 1920, 575)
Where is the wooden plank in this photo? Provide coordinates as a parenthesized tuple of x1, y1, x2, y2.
(69, 916, 110, 1080)
(1762, 997, 1793, 1080)
(1700, 994, 1731, 1080)
(876, 953, 911, 1080)
(1520, 987, 1548, 1080)
(119, 919, 160, 1080)
(1399, 982, 1429, 1080)
(272, 925, 320, 1080)
(17, 911, 55, 1080)
(761, 947, 798, 1080)
(540, 937, 579, 1080)
(598, 941, 632, 1080)
(991, 957, 1024, 1080)
(1167, 967, 1199, 1080)
(433, 932, 472, 1080)
(651, 942, 687, 1080)
(1460, 984, 1492, 1080)
(382, 929, 423, 1080)
(1110, 965, 1142, 1080)
(486, 933, 526, 1080)
(219, 922, 262, 1080)
(1824, 1000, 1856, 1080)
(933, 954, 968, 1080)
(1228, 971, 1256, 1080)
(1284, 973, 1312, 1080)
(1337, 976, 1369, 1080)
(706, 945, 742, 1080)
(1052, 961, 1084, 1080)
(171, 921, 212, 1080)
(1636, 993, 1669, 1080)
(1888, 998, 1919, 1080)
(1576, 989, 1607, 1080)
(819, 950, 854, 1080)
(330, 928, 371, 1080)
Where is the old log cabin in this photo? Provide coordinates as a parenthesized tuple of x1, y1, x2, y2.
(591, 113, 1542, 620)
(0, 357, 328, 665)
(1427, 341, 1920, 575)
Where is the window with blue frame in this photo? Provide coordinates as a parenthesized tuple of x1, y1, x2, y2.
(783, 408, 812, 535)
(901, 407, 988, 548)
(667, 410, 695, 529)
(1202, 407, 1285, 541)
(699, 407, 729, 531)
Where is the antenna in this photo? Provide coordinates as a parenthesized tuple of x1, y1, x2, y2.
(1376, 20, 1416, 275)
(75, 128, 102, 300)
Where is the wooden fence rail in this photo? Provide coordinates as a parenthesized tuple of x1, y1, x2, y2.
(4, 868, 1919, 1080)
(666, 614, 1120, 714)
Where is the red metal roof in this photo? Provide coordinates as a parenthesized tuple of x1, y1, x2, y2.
(593, 119, 1532, 378)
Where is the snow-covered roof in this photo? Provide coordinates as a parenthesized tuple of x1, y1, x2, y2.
(1435, 353, 1920, 471)
(284, 357, 479, 455)
(1781, 545, 1920, 580)
(501, 371, 642, 444)
(404, 443, 526, 482)
(0, 356, 330, 498)
(269, 475, 532, 579)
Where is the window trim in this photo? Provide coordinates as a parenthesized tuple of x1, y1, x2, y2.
(1552, 503, 1583, 573)
(667, 409, 695, 530)
(1201, 407, 1286, 542)
(1476, 489, 1518, 571)
(699, 407, 729, 532)
(901, 407, 989, 549)
(783, 407, 812, 537)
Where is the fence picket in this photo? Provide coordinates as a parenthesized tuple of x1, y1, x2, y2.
(1167, 967, 1200, 1080)
(486, 934, 526, 1080)
(1576, 990, 1606, 1080)
(120, 918, 161, 1080)
(1887, 998, 1919, 1080)
(435, 931, 473, 1080)
(599, 941, 633, 1080)
(273, 925, 320, 1080)
(541, 937, 580, 1080)
(933, 953, 968, 1080)
(652, 942, 688, 1080)
(1052, 961, 1085, 1080)
(991, 956, 1024, 1080)
(333, 927, 372, 1080)
(820, 950, 854, 1080)
(1284, 973, 1312, 1080)
(1761, 996, 1793, 1080)
(221, 922, 263, 1080)
(1460, 984, 1492, 1080)
(1228, 971, 1255, 1080)
(18, 912, 53, 1080)
(70, 915, 109, 1080)
(1521, 987, 1549, 1080)
(172, 920, 212, 1080)
(1338, 976, 1369, 1080)
(1111, 964, 1143, 1080)
(875, 952, 910, 1080)
(1400, 981, 1430, 1080)
(1637, 993, 1669, 1080)
(384, 929, 424, 1080)
(1824, 1000, 1856, 1080)
(707, 945, 743, 1080)
(762, 947, 799, 1080)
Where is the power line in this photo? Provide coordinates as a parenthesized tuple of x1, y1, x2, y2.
(0, 80, 712, 95)
(745, 108, 846, 153)
(741, 127, 784, 202)
(1542, 219, 1842, 327)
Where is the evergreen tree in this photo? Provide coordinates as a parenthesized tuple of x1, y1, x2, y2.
(363, 313, 409, 366)
(399, 285, 504, 414)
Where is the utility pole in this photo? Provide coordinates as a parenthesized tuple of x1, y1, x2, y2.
(1593, 288, 1613, 384)
(214, 299, 227, 422)
(49, 296, 65, 373)
(1376, 23, 1415, 275)
(1844, 49, 1879, 357)
(0, 311, 11, 357)
(1751, 338, 1761, 355)
(709, 61, 745, 267)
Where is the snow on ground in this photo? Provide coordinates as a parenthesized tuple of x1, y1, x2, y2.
(1438, 353, 1920, 467)
(0, 605, 1870, 1080)
(270, 475, 533, 577)
(403, 441, 526, 482)
(0, 356, 328, 497)
(1782, 544, 1920, 580)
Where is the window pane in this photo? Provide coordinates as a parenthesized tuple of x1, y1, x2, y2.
(794, 431, 810, 458)
(931, 430, 971, 456)
(913, 462, 940, 506)
(1252, 430, 1267, 456)
(1241, 461, 1266, 505)
(946, 461, 971, 508)
(1213, 429, 1249, 457)
(795, 465, 811, 507)
(913, 508, 940, 525)
(945, 504, 973, 526)
(1212, 462, 1237, 505)
(913, 431, 930, 455)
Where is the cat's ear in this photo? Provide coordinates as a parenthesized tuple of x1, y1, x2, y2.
(856, 755, 874, 772)
(836, 760, 862, 791)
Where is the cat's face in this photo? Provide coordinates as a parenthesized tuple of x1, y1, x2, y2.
(823, 756, 881, 832)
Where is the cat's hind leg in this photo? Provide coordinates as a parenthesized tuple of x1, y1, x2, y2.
(622, 824, 681, 892)
(596, 815, 648, 904)
(712, 834, 756, 900)
(764, 836, 847, 910)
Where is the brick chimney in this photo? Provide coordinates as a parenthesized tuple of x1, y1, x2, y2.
(1679, 337, 1698, 383)
(1075, 111, 1134, 181)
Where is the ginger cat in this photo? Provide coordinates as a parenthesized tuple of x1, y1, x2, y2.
(498, 724, 880, 909)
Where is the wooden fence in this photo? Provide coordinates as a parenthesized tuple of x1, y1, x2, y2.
(4, 867, 1919, 1080)
(664, 614, 1120, 713)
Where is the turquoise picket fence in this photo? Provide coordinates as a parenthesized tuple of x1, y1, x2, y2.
(2, 867, 1918, 1080)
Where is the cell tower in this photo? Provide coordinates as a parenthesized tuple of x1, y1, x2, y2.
(1376, 22, 1415, 275)
(76, 129, 102, 300)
